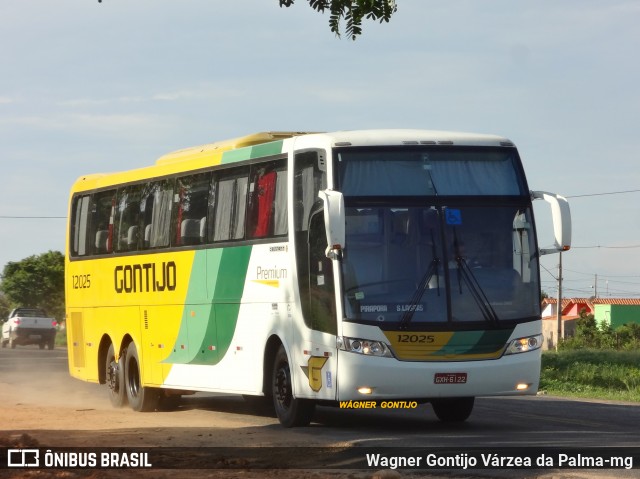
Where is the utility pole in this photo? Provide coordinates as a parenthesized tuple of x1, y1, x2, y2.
(593, 273, 598, 298)
(556, 252, 563, 352)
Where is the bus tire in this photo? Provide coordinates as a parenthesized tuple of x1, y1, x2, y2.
(106, 344, 127, 408)
(431, 397, 474, 422)
(123, 343, 160, 412)
(272, 345, 315, 427)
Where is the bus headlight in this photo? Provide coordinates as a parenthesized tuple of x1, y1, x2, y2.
(504, 334, 543, 355)
(338, 336, 393, 358)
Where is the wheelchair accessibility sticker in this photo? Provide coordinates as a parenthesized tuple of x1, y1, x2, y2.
(445, 208, 462, 225)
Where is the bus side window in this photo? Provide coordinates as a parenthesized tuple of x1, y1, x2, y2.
(306, 209, 337, 335)
(274, 168, 287, 236)
(294, 150, 327, 331)
(70, 195, 91, 257)
(294, 152, 326, 234)
(247, 159, 287, 239)
(90, 190, 116, 255)
(114, 185, 143, 252)
(173, 172, 211, 246)
(211, 168, 249, 242)
(140, 179, 174, 249)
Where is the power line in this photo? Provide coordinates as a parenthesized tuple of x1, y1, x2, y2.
(540, 263, 557, 280)
(0, 190, 638, 219)
(572, 244, 640, 249)
(563, 268, 640, 279)
(0, 216, 66, 219)
(566, 188, 640, 198)
(563, 268, 597, 276)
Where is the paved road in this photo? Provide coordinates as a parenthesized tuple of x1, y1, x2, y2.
(1, 346, 639, 477)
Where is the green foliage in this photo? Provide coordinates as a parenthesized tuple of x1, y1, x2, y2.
(279, 0, 397, 39)
(0, 293, 11, 321)
(559, 308, 635, 350)
(0, 251, 65, 322)
(55, 327, 68, 348)
(615, 322, 640, 350)
(541, 350, 640, 402)
(545, 308, 640, 402)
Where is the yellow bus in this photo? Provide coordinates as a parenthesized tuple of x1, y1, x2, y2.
(65, 130, 571, 427)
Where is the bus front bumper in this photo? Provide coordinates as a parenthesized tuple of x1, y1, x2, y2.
(336, 349, 541, 401)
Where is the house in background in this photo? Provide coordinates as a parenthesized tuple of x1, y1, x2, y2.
(540, 297, 640, 350)
(593, 299, 640, 329)
(540, 298, 592, 350)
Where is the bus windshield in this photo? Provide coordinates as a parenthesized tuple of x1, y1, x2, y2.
(336, 147, 540, 328)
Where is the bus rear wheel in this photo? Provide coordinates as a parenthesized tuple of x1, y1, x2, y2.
(106, 344, 127, 408)
(431, 397, 475, 422)
(123, 343, 160, 412)
(272, 345, 315, 427)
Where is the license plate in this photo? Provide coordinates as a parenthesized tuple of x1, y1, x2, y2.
(29, 334, 42, 340)
(434, 372, 467, 384)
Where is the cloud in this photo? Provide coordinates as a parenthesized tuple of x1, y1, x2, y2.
(57, 96, 145, 108)
(0, 112, 171, 134)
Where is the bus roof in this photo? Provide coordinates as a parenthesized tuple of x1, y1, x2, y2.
(70, 129, 515, 193)
(155, 130, 514, 167)
(319, 129, 514, 148)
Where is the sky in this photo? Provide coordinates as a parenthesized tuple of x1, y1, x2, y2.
(1, 0, 640, 299)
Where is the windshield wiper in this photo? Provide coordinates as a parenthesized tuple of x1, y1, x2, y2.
(453, 235, 499, 325)
(399, 230, 440, 330)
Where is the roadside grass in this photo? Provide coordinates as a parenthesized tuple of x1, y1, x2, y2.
(540, 350, 640, 403)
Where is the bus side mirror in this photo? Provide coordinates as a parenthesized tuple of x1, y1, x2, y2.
(318, 189, 345, 259)
(531, 190, 572, 255)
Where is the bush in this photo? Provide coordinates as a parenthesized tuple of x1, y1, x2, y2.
(559, 310, 639, 351)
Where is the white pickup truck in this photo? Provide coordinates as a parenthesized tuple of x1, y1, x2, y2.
(1, 307, 57, 350)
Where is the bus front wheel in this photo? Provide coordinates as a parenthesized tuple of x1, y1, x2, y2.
(106, 344, 127, 408)
(431, 397, 475, 422)
(123, 343, 160, 412)
(272, 345, 315, 427)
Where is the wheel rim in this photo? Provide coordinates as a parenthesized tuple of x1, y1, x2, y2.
(106, 359, 119, 393)
(274, 361, 292, 410)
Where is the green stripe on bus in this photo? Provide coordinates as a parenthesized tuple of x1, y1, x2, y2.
(165, 246, 252, 365)
(221, 141, 284, 164)
(209, 246, 252, 362)
(431, 329, 512, 356)
(468, 329, 513, 354)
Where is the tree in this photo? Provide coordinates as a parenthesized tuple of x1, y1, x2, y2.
(279, 0, 398, 39)
(0, 293, 10, 321)
(0, 251, 65, 322)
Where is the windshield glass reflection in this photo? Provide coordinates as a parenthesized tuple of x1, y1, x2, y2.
(341, 205, 540, 327)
